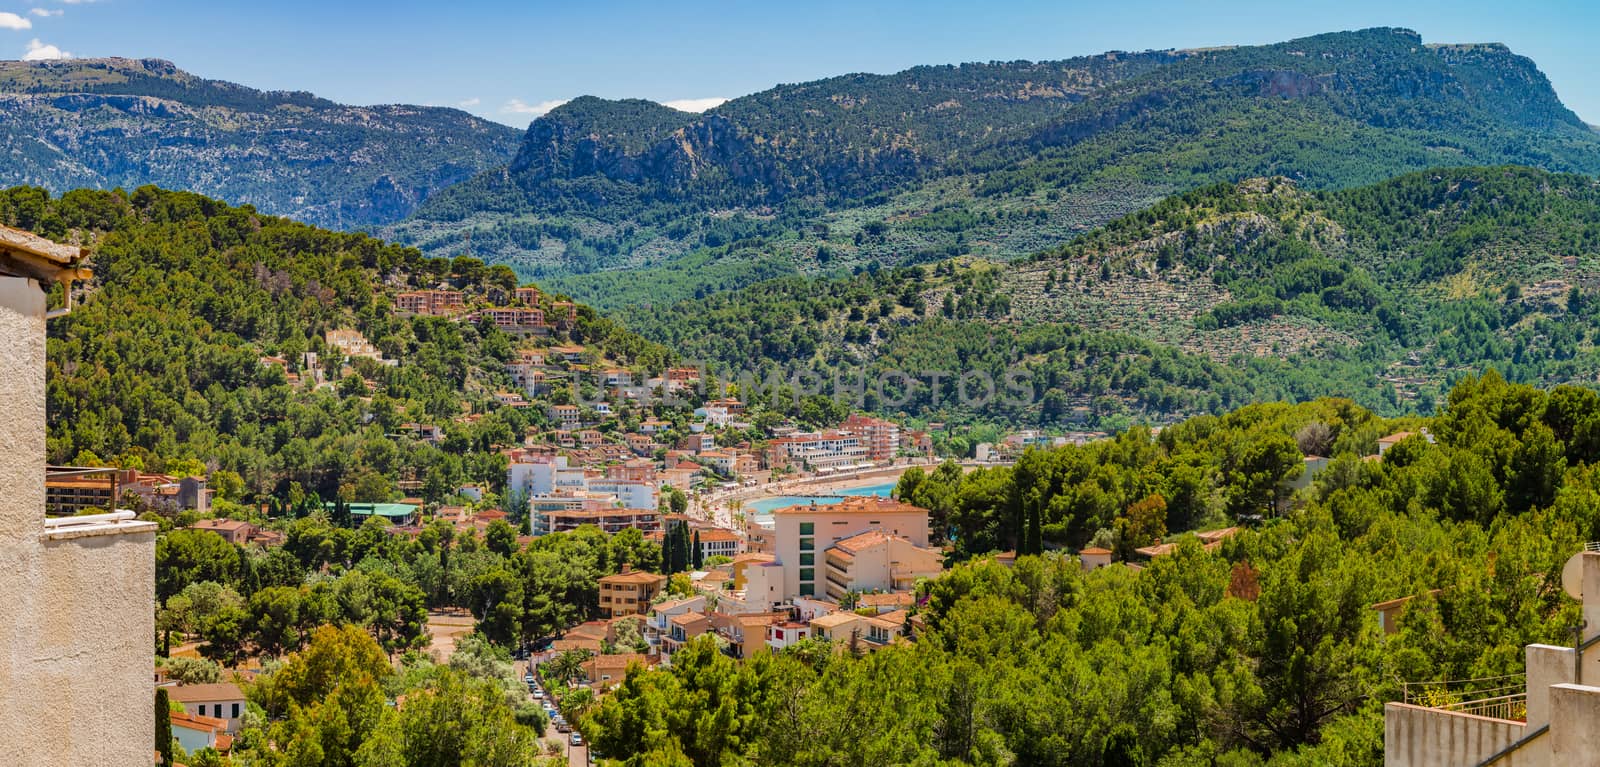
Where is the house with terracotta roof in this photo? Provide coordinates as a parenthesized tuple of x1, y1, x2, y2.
(579, 653, 650, 689)
(598, 565, 668, 619)
(767, 620, 812, 651)
(856, 591, 915, 613)
(1134, 527, 1240, 560)
(165, 682, 246, 734)
(661, 612, 712, 661)
(170, 709, 232, 755)
(1079, 547, 1113, 571)
(808, 610, 906, 650)
(190, 518, 254, 545)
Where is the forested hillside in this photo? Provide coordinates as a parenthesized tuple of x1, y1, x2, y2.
(5, 185, 664, 504)
(581, 374, 1599, 766)
(0, 57, 522, 229)
(625, 166, 1600, 426)
(390, 28, 1600, 309)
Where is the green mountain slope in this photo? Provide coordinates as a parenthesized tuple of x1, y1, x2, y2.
(622, 166, 1600, 424)
(0, 58, 522, 229)
(10, 184, 664, 502)
(391, 28, 1600, 309)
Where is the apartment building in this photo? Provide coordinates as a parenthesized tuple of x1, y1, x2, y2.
(549, 404, 582, 428)
(766, 431, 870, 473)
(821, 530, 942, 600)
(839, 413, 902, 462)
(598, 565, 668, 619)
(514, 286, 541, 305)
(43, 466, 119, 516)
(394, 289, 464, 316)
(771, 497, 931, 599)
(473, 307, 546, 331)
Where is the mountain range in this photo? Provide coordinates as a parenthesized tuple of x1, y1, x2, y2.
(0, 57, 521, 229)
(383, 27, 1600, 308)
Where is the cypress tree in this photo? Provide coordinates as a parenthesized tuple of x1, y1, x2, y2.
(155, 688, 173, 766)
(1026, 505, 1043, 556)
(692, 530, 704, 569)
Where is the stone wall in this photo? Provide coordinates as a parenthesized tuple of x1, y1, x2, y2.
(0, 274, 158, 766)
(1383, 703, 1540, 767)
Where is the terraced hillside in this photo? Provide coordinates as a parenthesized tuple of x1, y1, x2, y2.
(624, 167, 1600, 424)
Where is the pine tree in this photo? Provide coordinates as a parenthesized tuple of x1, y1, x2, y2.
(692, 530, 704, 569)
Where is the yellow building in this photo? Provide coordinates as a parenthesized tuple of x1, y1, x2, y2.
(598, 565, 668, 618)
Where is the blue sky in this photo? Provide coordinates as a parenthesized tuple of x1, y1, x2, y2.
(8, 0, 1600, 127)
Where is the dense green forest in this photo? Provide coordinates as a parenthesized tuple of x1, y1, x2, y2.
(152, 509, 663, 766)
(579, 373, 1597, 766)
(4, 185, 665, 505)
(0, 57, 521, 229)
(623, 167, 1600, 427)
(388, 28, 1600, 309)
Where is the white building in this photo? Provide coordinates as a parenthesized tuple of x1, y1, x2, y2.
(770, 497, 931, 600)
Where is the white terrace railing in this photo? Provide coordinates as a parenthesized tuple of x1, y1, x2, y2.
(1401, 673, 1528, 722)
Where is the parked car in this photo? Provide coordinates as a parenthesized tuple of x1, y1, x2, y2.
(523, 673, 535, 684)
(556, 720, 571, 733)
(570, 733, 583, 746)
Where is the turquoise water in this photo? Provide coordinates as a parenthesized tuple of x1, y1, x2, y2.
(745, 481, 897, 523)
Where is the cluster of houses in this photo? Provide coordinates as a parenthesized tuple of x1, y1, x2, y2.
(536, 496, 945, 688)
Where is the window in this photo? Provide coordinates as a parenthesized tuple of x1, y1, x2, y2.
(232, 703, 240, 719)
(799, 553, 814, 566)
(799, 568, 814, 582)
(799, 537, 814, 551)
(800, 583, 815, 596)
(799, 522, 814, 535)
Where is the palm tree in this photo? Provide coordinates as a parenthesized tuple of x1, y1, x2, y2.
(547, 648, 591, 686)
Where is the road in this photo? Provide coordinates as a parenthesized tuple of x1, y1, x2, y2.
(568, 743, 587, 767)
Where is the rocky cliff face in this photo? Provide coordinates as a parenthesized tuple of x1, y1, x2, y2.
(0, 58, 522, 230)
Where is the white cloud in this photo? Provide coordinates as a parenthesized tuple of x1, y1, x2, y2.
(502, 98, 568, 116)
(22, 38, 70, 60)
(457, 97, 480, 108)
(0, 12, 32, 29)
(30, 8, 62, 16)
(660, 97, 728, 113)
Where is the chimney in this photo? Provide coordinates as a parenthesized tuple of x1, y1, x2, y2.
(621, 563, 632, 574)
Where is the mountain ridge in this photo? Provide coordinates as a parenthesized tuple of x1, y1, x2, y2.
(390, 28, 1600, 310)
(0, 56, 523, 229)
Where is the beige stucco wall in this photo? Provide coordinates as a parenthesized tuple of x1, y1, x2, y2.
(1384, 702, 1542, 767)
(0, 275, 157, 766)
(1548, 684, 1600, 766)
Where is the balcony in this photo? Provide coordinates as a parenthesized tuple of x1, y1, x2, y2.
(1401, 674, 1528, 723)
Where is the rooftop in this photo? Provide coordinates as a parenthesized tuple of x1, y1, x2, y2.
(164, 682, 243, 703)
(0, 222, 90, 284)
